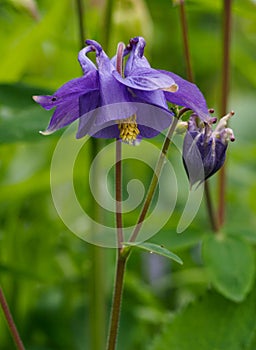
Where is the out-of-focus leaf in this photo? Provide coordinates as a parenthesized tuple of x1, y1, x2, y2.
(202, 233, 255, 302)
(226, 228, 256, 244)
(180, 0, 222, 12)
(0, 106, 52, 143)
(0, 0, 71, 82)
(230, 94, 256, 142)
(9, 0, 39, 20)
(0, 83, 59, 143)
(149, 287, 256, 350)
(109, 0, 153, 54)
(0, 83, 49, 108)
(234, 51, 256, 88)
(124, 242, 183, 264)
(150, 228, 204, 251)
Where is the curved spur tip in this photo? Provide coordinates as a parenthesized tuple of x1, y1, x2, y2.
(32, 95, 40, 102)
(39, 129, 52, 136)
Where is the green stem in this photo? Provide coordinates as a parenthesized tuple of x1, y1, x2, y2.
(178, 0, 219, 232)
(129, 114, 180, 243)
(102, 0, 115, 51)
(0, 287, 25, 350)
(75, 2, 106, 348)
(89, 244, 106, 350)
(75, 0, 85, 47)
(218, 0, 232, 228)
(89, 140, 107, 350)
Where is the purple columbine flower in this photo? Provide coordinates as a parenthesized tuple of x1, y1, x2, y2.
(77, 38, 178, 141)
(33, 36, 214, 143)
(183, 111, 235, 186)
(33, 38, 177, 142)
(121, 37, 213, 124)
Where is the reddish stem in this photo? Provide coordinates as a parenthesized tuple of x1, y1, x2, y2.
(218, 0, 232, 227)
(116, 140, 123, 247)
(178, 0, 219, 232)
(106, 41, 126, 350)
(106, 255, 127, 350)
(75, 0, 85, 48)
(179, 0, 194, 82)
(0, 287, 25, 350)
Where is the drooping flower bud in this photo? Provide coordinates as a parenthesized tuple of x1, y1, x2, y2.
(182, 111, 235, 186)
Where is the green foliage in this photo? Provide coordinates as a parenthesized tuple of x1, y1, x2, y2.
(0, 0, 256, 349)
(149, 286, 256, 350)
(0, 83, 53, 143)
(202, 233, 255, 302)
(124, 242, 183, 265)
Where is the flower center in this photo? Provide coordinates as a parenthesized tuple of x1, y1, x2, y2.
(118, 115, 140, 143)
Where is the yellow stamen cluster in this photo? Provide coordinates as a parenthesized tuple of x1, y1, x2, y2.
(118, 115, 140, 143)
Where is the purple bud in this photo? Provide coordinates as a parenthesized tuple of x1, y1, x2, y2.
(183, 111, 235, 186)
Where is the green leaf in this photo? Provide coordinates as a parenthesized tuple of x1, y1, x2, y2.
(0, 83, 49, 109)
(8, 0, 39, 20)
(0, 83, 59, 143)
(149, 287, 256, 350)
(0, 0, 71, 83)
(202, 233, 255, 302)
(123, 242, 183, 265)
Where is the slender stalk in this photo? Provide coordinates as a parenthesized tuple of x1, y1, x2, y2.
(102, 0, 115, 51)
(90, 139, 106, 350)
(107, 114, 178, 346)
(89, 244, 106, 350)
(106, 42, 126, 350)
(129, 115, 180, 243)
(178, 0, 218, 232)
(179, 0, 194, 82)
(115, 140, 124, 247)
(0, 287, 25, 350)
(106, 253, 127, 350)
(115, 42, 125, 248)
(218, 0, 232, 227)
(75, 0, 85, 47)
(106, 140, 125, 350)
(204, 181, 219, 232)
(75, 2, 106, 349)
(108, 111, 182, 350)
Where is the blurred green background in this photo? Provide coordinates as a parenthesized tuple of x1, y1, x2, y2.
(0, 0, 256, 349)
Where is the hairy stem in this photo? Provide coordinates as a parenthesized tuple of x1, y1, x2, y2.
(218, 0, 232, 227)
(129, 115, 179, 243)
(178, 0, 219, 232)
(0, 287, 25, 350)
